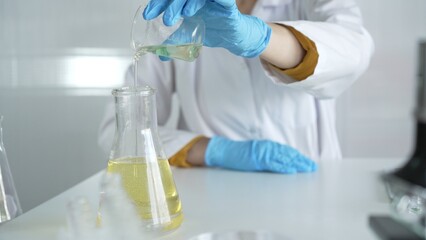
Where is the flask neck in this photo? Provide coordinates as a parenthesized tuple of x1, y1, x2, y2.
(417, 41, 426, 122)
(393, 121, 426, 188)
(391, 42, 426, 187)
(413, 121, 426, 158)
(110, 86, 164, 160)
(114, 92, 158, 133)
(415, 41, 426, 156)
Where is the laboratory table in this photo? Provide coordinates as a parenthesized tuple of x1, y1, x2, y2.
(0, 158, 405, 240)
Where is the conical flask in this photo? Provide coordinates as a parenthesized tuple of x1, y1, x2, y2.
(102, 86, 183, 233)
(0, 116, 23, 223)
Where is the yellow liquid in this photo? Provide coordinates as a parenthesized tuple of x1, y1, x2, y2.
(136, 43, 202, 62)
(133, 43, 202, 86)
(106, 157, 183, 231)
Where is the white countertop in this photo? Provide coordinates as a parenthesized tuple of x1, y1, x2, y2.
(0, 158, 405, 240)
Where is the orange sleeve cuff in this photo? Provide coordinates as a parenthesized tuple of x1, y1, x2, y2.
(168, 136, 205, 168)
(269, 25, 319, 81)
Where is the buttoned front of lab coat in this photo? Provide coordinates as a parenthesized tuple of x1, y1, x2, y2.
(98, 0, 374, 162)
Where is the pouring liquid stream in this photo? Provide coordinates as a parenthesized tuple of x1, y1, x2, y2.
(132, 52, 143, 157)
(132, 43, 202, 155)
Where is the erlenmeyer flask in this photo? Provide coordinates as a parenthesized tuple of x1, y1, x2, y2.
(100, 86, 183, 233)
(0, 116, 22, 223)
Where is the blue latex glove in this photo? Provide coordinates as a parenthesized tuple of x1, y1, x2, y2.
(205, 136, 318, 174)
(143, 0, 207, 25)
(143, 0, 272, 58)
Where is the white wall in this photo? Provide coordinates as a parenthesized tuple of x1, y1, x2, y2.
(337, 0, 426, 158)
(0, 90, 109, 211)
(0, 0, 140, 211)
(0, 0, 425, 212)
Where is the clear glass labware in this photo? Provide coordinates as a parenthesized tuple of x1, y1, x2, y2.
(98, 86, 183, 234)
(0, 116, 22, 223)
(131, 4, 205, 62)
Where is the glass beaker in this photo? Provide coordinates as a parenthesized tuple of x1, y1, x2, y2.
(100, 86, 183, 233)
(131, 4, 205, 62)
(0, 116, 22, 223)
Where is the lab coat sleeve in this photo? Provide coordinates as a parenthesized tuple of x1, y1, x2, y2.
(158, 127, 200, 159)
(261, 0, 374, 99)
(98, 55, 199, 159)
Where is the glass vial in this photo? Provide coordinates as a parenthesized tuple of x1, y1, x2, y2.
(100, 86, 183, 233)
(0, 116, 22, 223)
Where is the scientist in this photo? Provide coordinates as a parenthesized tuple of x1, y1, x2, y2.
(99, 0, 374, 174)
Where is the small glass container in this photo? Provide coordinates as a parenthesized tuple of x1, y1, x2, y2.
(383, 174, 426, 237)
(131, 4, 205, 62)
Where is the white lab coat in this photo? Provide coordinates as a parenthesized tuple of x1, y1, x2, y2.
(98, 0, 374, 161)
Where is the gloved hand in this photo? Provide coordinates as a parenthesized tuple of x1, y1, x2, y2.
(143, 0, 272, 58)
(205, 136, 318, 174)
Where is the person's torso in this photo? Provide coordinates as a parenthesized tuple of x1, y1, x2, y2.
(173, 0, 342, 161)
